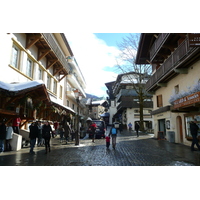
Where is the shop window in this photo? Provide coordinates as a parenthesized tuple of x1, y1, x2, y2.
(157, 95, 163, 107)
(11, 45, 20, 69)
(185, 115, 200, 138)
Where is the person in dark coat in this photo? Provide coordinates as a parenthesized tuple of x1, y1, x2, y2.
(63, 122, 71, 144)
(0, 121, 7, 153)
(29, 122, 39, 154)
(135, 122, 140, 137)
(42, 121, 53, 154)
(190, 119, 200, 151)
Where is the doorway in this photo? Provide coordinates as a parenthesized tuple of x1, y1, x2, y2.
(158, 119, 166, 137)
(177, 116, 183, 143)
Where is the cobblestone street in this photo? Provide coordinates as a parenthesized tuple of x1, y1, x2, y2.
(0, 127, 199, 166)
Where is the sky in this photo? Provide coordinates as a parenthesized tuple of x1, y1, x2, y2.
(65, 33, 133, 97)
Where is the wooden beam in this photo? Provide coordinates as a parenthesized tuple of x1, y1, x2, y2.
(4, 96, 20, 108)
(46, 59, 58, 69)
(174, 68, 188, 74)
(59, 74, 67, 82)
(38, 49, 51, 61)
(53, 67, 63, 76)
(26, 35, 41, 49)
(157, 83, 167, 87)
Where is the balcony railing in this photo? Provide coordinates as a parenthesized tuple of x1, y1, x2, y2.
(150, 33, 170, 61)
(117, 100, 153, 111)
(42, 33, 70, 73)
(146, 37, 197, 91)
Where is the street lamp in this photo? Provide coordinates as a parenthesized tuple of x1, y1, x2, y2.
(74, 90, 82, 145)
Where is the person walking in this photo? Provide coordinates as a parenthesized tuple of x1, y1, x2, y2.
(105, 135, 110, 149)
(12, 116, 21, 134)
(135, 122, 140, 137)
(109, 124, 118, 150)
(29, 122, 39, 154)
(0, 120, 6, 154)
(5, 123, 14, 151)
(190, 119, 200, 151)
(89, 121, 97, 143)
(63, 122, 71, 144)
(119, 122, 123, 134)
(128, 122, 132, 132)
(58, 123, 64, 143)
(42, 121, 53, 154)
(37, 121, 43, 146)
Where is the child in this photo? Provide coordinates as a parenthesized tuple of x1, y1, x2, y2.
(105, 135, 110, 149)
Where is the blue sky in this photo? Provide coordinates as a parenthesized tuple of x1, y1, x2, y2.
(94, 33, 131, 47)
(65, 33, 136, 97)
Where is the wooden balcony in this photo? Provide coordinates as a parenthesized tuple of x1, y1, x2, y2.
(42, 33, 70, 73)
(150, 33, 170, 61)
(146, 37, 200, 91)
(117, 100, 153, 112)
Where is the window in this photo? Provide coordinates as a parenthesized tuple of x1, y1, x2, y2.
(47, 75, 51, 90)
(38, 68, 43, 80)
(67, 100, 69, 107)
(11, 45, 20, 68)
(157, 95, 163, 107)
(26, 58, 33, 77)
(53, 80, 57, 94)
(59, 85, 63, 98)
(175, 85, 179, 94)
(72, 104, 75, 110)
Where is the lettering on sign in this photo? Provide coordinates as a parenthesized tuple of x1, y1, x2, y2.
(174, 92, 200, 109)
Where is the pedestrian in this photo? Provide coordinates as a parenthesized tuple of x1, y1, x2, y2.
(63, 122, 71, 144)
(5, 123, 14, 151)
(0, 120, 6, 153)
(70, 125, 75, 141)
(135, 122, 140, 137)
(109, 124, 118, 149)
(42, 121, 53, 154)
(190, 119, 200, 151)
(37, 121, 43, 146)
(119, 122, 123, 133)
(105, 135, 110, 149)
(89, 121, 97, 143)
(12, 116, 21, 134)
(29, 122, 39, 154)
(128, 122, 132, 132)
(58, 123, 64, 143)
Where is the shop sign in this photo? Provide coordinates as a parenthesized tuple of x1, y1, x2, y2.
(174, 91, 200, 109)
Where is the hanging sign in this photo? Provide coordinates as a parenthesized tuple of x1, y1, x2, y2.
(173, 91, 200, 109)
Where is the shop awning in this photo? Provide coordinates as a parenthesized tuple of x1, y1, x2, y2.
(50, 96, 75, 114)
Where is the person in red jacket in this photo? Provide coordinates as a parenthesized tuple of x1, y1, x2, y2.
(105, 135, 110, 149)
(12, 116, 21, 134)
(89, 122, 97, 143)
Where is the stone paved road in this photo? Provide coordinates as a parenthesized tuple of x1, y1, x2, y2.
(0, 128, 199, 166)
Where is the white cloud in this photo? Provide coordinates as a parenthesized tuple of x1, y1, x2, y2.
(65, 33, 119, 97)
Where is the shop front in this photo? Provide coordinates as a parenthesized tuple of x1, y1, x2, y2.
(173, 91, 200, 142)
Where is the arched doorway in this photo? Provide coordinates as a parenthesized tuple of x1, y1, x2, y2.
(177, 116, 183, 143)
